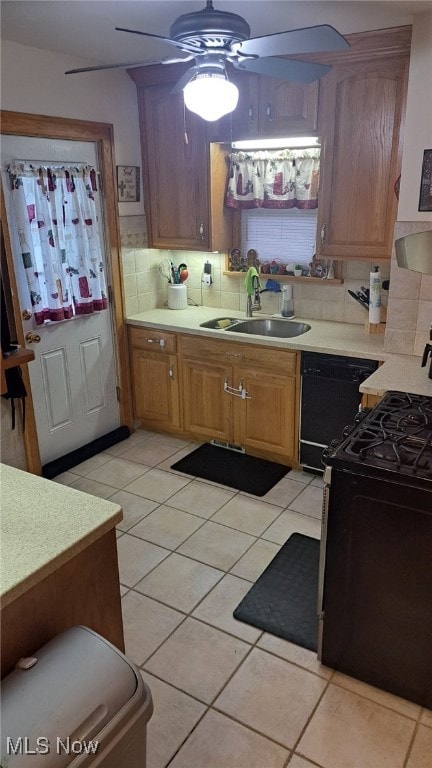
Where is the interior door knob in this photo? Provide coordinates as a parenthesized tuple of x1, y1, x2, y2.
(22, 309, 33, 320)
(25, 332, 41, 344)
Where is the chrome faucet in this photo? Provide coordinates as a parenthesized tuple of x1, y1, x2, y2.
(246, 276, 262, 317)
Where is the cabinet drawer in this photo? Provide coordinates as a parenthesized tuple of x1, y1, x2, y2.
(180, 334, 297, 375)
(129, 326, 177, 353)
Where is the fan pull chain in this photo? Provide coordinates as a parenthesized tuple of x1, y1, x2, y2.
(183, 102, 189, 145)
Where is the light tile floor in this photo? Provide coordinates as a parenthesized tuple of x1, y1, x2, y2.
(55, 429, 431, 768)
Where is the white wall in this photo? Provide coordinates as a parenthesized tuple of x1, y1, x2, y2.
(0, 40, 143, 217)
(397, 11, 432, 222)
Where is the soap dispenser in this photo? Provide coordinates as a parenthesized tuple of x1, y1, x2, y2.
(280, 284, 295, 318)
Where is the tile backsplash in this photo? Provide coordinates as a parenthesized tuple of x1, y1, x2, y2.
(119, 215, 391, 325)
(384, 221, 432, 356)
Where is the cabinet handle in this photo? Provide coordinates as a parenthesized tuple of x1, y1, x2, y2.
(248, 105, 254, 123)
(146, 338, 165, 348)
(224, 351, 242, 359)
(199, 222, 204, 240)
(223, 377, 251, 399)
(169, 364, 174, 380)
(223, 377, 242, 397)
(266, 103, 272, 122)
(239, 379, 251, 400)
(320, 223, 327, 244)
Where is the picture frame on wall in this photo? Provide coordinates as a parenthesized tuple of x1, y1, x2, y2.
(117, 166, 140, 202)
(418, 149, 432, 212)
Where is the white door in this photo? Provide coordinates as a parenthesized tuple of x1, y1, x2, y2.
(1, 136, 120, 465)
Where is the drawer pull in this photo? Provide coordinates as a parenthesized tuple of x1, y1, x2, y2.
(224, 351, 242, 359)
(146, 337, 165, 348)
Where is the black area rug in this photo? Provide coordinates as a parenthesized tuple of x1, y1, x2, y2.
(42, 426, 131, 479)
(233, 533, 320, 651)
(171, 443, 290, 496)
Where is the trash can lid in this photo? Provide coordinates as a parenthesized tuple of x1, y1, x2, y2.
(1, 626, 141, 767)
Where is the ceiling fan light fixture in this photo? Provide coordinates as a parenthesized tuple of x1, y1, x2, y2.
(184, 73, 239, 121)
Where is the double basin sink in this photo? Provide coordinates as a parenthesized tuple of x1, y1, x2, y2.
(199, 317, 311, 339)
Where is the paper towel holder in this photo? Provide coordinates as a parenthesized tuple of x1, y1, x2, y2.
(395, 230, 432, 275)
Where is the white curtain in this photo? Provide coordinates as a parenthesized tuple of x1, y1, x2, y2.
(226, 148, 320, 210)
(7, 163, 108, 326)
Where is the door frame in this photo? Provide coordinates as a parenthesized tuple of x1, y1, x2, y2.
(0, 110, 133, 475)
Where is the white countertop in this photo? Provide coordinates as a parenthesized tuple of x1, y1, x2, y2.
(0, 465, 122, 607)
(127, 307, 432, 398)
(126, 307, 388, 361)
(359, 354, 432, 398)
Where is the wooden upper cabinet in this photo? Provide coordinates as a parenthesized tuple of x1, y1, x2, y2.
(316, 50, 409, 261)
(137, 82, 233, 251)
(230, 72, 319, 139)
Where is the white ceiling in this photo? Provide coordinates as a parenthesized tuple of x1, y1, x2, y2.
(1, 1, 430, 69)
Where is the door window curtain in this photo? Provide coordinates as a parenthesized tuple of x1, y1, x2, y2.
(225, 148, 320, 210)
(7, 163, 108, 326)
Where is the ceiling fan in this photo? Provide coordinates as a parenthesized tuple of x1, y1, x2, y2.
(66, 0, 350, 121)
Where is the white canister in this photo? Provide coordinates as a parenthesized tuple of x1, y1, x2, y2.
(168, 283, 187, 310)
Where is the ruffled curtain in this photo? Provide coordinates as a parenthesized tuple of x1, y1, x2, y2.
(7, 163, 108, 326)
(226, 148, 320, 210)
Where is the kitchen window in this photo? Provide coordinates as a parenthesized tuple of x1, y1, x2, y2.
(240, 207, 318, 268)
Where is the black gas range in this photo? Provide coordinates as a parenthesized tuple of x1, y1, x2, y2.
(324, 390, 432, 487)
(318, 391, 432, 708)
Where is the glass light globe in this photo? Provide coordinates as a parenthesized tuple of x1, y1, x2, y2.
(184, 74, 239, 122)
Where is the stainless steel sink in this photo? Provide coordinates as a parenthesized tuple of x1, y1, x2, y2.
(199, 317, 241, 329)
(225, 319, 311, 338)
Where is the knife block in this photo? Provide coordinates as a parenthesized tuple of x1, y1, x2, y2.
(365, 305, 387, 334)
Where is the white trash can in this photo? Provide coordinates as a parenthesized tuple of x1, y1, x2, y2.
(0, 626, 153, 767)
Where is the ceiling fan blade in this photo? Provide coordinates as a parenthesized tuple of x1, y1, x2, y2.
(170, 67, 199, 94)
(115, 27, 204, 54)
(233, 25, 349, 58)
(65, 57, 189, 75)
(234, 56, 331, 83)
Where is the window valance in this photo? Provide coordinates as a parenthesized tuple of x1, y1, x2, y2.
(226, 148, 320, 210)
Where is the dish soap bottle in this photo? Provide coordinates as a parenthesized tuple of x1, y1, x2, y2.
(280, 284, 295, 318)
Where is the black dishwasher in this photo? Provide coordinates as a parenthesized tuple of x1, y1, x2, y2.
(299, 351, 378, 472)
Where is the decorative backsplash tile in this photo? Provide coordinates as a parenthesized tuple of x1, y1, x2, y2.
(384, 221, 432, 356)
(118, 214, 430, 353)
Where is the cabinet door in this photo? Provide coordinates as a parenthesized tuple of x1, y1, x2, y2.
(131, 348, 180, 430)
(140, 84, 210, 250)
(258, 78, 319, 136)
(233, 365, 297, 461)
(182, 357, 233, 441)
(231, 73, 260, 139)
(316, 55, 408, 260)
(231, 74, 319, 138)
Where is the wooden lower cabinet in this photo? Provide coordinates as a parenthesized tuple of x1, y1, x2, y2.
(234, 365, 297, 460)
(129, 325, 181, 431)
(131, 348, 180, 430)
(182, 358, 232, 442)
(180, 335, 299, 465)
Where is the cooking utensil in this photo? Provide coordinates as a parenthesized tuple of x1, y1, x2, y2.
(159, 258, 172, 282)
(358, 286, 370, 304)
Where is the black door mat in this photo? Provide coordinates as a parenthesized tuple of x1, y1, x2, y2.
(171, 443, 290, 496)
(233, 533, 320, 651)
(42, 426, 131, 479)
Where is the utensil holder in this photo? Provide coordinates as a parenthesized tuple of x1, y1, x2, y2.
(168, 283, 187, 310)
